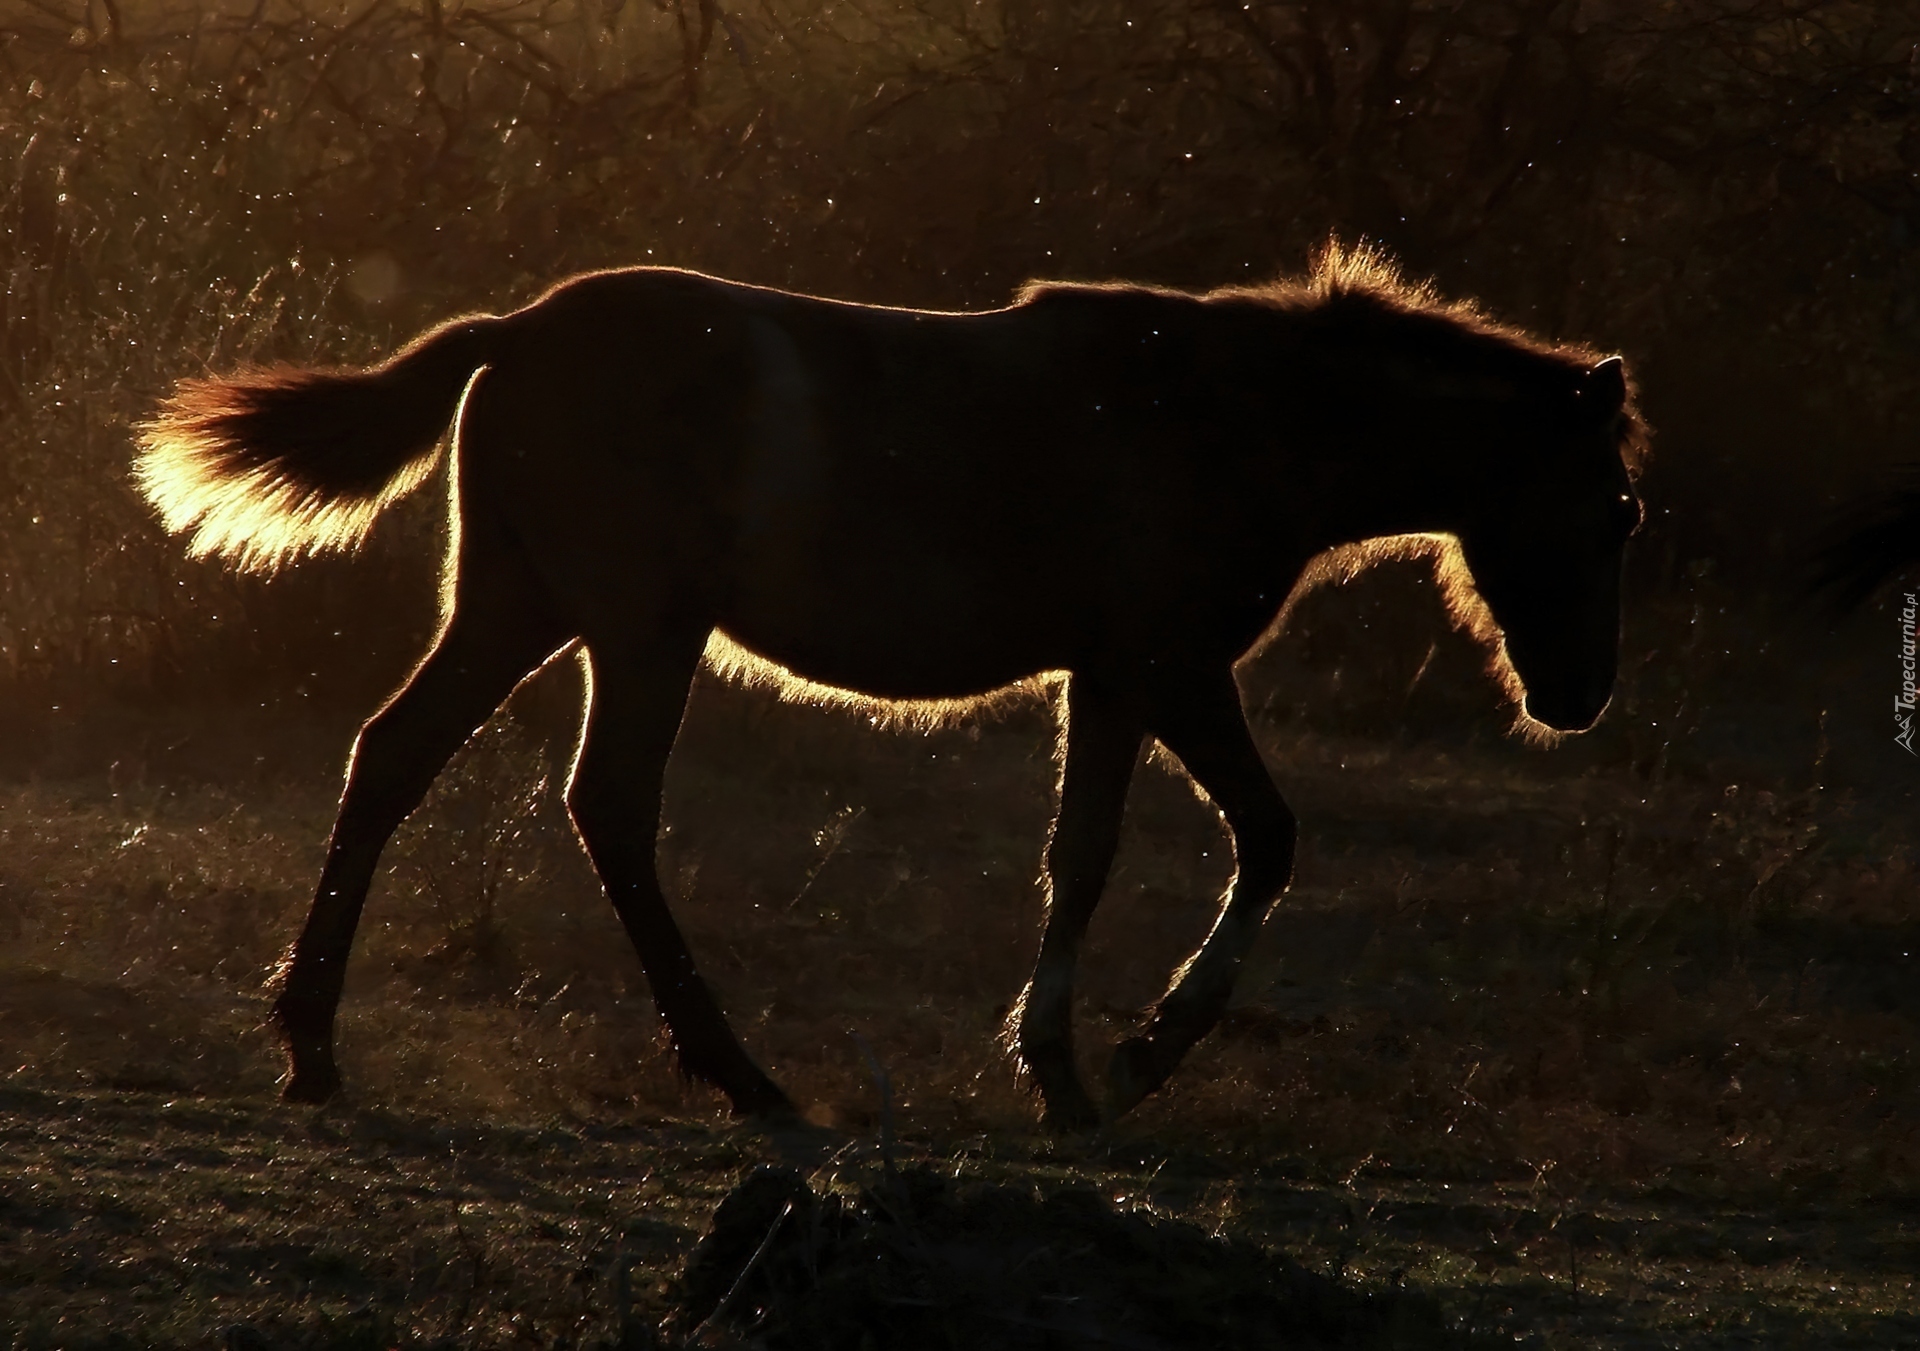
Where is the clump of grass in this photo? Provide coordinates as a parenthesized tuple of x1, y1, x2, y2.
(671, 1162, 1456, 1349)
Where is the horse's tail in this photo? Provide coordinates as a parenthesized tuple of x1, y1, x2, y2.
(135, 314, 505, 573)
(1811, 465, 1920, 611)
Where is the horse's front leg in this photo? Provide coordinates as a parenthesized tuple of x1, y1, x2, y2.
(1106, 670, 1295, 1118)
(1015, 673, 1142, 1131)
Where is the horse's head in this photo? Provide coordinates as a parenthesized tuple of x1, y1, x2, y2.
(1453, 357, 1642, 734)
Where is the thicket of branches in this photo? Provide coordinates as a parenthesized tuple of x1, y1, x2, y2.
(0, 0, 1915, 708)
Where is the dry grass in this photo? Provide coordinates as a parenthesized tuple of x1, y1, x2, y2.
(1, 625, 1916, 1346)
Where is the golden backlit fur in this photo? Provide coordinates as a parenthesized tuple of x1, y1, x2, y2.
(135, 317, 496, 573)
(135, 370, 437, 571)
(733, 531, 1553, 746)
(1271, 534, 1562, 748)
(1221, 240, 1647, 479)
(701, 631, 1063, 734)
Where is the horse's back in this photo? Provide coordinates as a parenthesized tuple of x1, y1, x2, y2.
(462, 269, 1261, 698)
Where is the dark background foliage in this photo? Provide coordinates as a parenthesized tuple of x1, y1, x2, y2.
(2, 0, 1916, 766)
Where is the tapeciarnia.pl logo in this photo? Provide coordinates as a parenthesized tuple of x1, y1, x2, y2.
(1899, 592, 1918, 755)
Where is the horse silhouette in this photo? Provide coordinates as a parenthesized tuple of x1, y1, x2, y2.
(137, 245, 1645, 1128)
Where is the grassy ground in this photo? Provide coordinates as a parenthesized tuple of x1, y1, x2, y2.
(1, 628, 1915, 1347)
(1, 1078, 1912, 1350)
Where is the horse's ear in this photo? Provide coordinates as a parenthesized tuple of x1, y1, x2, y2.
(1581, 356, 1627, 420)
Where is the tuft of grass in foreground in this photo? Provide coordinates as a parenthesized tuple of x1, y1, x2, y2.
(668, 1162, 1456, 1348)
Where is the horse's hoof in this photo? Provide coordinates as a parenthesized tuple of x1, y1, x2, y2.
(741, 1099, 805, 1131)
(1038, 1080, 1101, 1134)
(1040, 1099, 1101, 1134)
(1104, 1037, 1163, 1119)
(282, 1062, 340, 1105)
(728, 1081, 800, 1122)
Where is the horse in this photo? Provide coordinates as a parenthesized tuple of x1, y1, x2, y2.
(136, 244, 1647, 1129)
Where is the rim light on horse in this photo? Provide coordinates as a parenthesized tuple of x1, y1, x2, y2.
(137, 244, 1646, 1127)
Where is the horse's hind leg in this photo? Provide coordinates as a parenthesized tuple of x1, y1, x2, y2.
(274, 547, 567, 1103)
(1015, 674, 1142, 1131)
(1105, 671, 1296, 1118)
(566, 631, 793, 1119)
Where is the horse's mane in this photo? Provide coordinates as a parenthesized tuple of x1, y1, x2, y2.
(1020, 242, 1650, 748)
(1019, 240, 1652, 478)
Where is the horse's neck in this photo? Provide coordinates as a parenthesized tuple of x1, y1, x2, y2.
(1305, 443, 1476, 554)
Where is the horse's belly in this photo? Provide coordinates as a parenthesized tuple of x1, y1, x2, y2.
(719, 445, 1077, 697)
(720, 560, 1064, 701)
(711, 307, 1094, 695)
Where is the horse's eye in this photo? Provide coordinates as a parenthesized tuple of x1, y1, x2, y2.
(1613, 492, 1641, 532)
